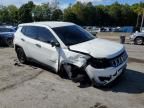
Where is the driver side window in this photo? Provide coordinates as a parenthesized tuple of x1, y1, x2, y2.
(37, 27, 57, 43)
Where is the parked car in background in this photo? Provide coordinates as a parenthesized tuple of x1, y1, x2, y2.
(112, 27, 121, 32)
(13, 26, 18, 31)
(0, 26, 15, 47)
(85, 26, 100, 36)
(14, 21, 128, 86)
(130, 32, 144, 45)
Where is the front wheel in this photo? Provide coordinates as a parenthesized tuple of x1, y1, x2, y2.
(58, 64, 91, 84)
(58, 64, 72, 79)
(134, 37, 144, 45)
(16, 47, 27, 64)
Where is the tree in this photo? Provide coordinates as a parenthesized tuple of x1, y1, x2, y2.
(131, 2, 144, 27)
(18, 1, 35, 23)
(108, 2, 122, 26)
(0, 6, 10, 24)
(32, 3, 51, 21)
(82, 2, 97, 26)
(0, 1, 142, 26)
(7, 5, 18, 24)
(121, 4, 137, 26)
(131, 2, 144, 15)
(32, 5, 43, 21)
(51, 9, 63, 21)
(63, 7, 79, 24)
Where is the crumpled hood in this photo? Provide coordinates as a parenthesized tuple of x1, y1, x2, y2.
(69, 38, 124, 58)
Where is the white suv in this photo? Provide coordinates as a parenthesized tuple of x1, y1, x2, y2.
(14, 21, 128, 86)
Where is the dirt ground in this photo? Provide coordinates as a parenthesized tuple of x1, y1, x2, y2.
(0, 33, 144, 108)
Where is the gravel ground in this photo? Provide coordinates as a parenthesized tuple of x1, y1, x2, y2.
(0, 34, 144, 108)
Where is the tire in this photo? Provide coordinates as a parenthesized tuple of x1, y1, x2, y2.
(58, 65, 71, 79)
(16, 47, 27, 64)
(58, 64, 91, 83)
(6, 38, 13, 47)
(134, 37, 144, 45)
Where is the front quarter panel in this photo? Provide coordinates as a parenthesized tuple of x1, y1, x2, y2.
(59, 48, 90, 69)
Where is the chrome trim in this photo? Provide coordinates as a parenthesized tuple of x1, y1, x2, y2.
(111, 51, 128, 67)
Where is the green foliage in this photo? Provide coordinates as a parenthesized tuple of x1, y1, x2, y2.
(0, 1, 143, 26)
(32, 3, 51, 21)
(63, 1, 142, 26)
(131, 2, 144, 15)
(63, 8, 79, 24)
(0, 7, 10, 23)
(18, 1, 35, 23)
(51, 9, 63, 21)
(7, 5, 18, 24)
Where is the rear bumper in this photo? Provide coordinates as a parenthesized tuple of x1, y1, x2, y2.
(85, 59, 127, 86)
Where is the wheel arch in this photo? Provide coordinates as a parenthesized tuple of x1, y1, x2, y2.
(59, 60, 85, 72)
(15, 44, 22, 52)
(134, 36, 144, 45)
(58, 60, 88, 76)
(134, 36, 144, 40)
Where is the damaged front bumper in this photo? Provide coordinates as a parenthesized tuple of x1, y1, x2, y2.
(85, 59, 128, 86)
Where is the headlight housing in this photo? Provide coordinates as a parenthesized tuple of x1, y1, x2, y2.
(87, 51, 128, 69)
(87, 58, 111, 69)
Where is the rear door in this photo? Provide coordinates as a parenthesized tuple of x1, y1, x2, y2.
(21, 26, 40, 59)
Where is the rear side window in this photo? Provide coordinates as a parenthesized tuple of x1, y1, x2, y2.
(21, 26, 57, 43)
(21, 26, 38, 39)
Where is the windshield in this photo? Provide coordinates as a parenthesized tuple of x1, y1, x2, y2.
(0, 28, 15, 32)
(53, 25, 95, 46)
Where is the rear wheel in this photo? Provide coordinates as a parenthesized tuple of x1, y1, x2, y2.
(16, 47, 27, 64)
(134, 37, 144, 45)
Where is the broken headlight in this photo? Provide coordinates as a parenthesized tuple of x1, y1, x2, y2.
(87, 58, 111, 69)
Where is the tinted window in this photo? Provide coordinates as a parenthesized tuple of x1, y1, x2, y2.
(22, 26, 38, 39)
(37, 27, 57, 43)
(0, 28, 14, 32)
(21, 26, 57, 43)
(21, 27, 26, 34)
(53, 25, 95, 46)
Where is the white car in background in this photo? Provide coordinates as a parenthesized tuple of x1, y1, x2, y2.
(130, 32, 144, 45)
(14, 21, 128, 86)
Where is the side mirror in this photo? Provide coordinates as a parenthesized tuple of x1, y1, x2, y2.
(50, 41, 60, 47)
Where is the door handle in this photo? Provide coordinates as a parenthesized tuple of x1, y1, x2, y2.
(21, 38, 25, 42)
(35, 44, 41, 48)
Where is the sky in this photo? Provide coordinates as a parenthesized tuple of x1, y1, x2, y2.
(0, 0, 143, 9)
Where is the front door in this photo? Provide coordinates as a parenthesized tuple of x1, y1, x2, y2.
(34, 26, 59, 71)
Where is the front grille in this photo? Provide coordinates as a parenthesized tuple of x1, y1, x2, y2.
(99, 76, 111, 82)
(88, 51, 128, 69)
(110, 51, 128, 67)
(88, 58, 110, 68)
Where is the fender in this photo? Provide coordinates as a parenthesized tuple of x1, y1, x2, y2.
(58, 47, 91, 72)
